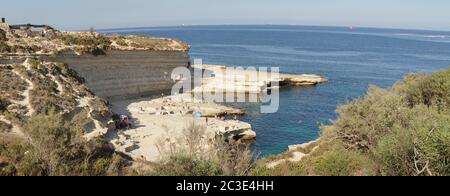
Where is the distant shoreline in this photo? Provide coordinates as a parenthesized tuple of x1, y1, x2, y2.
(96, 24, 450, 35)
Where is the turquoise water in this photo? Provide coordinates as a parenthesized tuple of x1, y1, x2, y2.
(102, 25, 450, 156)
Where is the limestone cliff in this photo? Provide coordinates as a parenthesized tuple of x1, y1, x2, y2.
(1, 22, 191, 101)
(46, 50, 189, 101)
(1, 22, 192, 140)
(0, 22, 189, 56)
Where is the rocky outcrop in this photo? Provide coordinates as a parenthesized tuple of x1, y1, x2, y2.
(266, 139, 320, 169)
(282, 74, 329, 86)
(288, 139, 320, 151)
(192, 64, 328, 94)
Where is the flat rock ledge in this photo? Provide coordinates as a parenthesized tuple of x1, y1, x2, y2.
(266, 139, 320, 169)
(192, 64, 328, 94)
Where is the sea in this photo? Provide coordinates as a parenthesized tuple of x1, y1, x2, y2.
(101, 25, 450, 157)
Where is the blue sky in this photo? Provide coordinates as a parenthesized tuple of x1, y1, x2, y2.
(1, 0, 449, 31)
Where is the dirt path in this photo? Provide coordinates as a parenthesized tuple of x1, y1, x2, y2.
(49, 74, 64, 95)
(11, 68, 35, 117)
(79, 97, 108, 140)
(0, 115, 25, 138)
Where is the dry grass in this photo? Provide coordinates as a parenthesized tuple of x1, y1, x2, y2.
(144, 121, 255, 176)
(0, 66, 28, 101)
(128, 36, 189, 51)
(0, 121, 12, 133)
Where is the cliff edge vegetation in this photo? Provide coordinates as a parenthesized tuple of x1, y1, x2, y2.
(253, 68, 450, 176)
(0, 59, 131, 176)
(0, 22, 189, 56)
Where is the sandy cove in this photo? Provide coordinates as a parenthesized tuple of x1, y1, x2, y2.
(107, 94, 255, 162)
(106, 65, 327, 162)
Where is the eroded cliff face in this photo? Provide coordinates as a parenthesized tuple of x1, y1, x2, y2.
(45, 50, 190, 101)
(1, 21, 191, 101)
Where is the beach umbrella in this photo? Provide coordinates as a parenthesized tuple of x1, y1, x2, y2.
(194, 111, 202, 119)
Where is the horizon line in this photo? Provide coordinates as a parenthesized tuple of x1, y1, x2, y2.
(92, 24, 450, 34)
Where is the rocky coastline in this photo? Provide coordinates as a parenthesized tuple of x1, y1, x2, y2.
(1, 20, 328, 163)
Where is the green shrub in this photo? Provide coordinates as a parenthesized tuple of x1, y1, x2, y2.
(62, 34, 111, 51)
(22, 61, 86, 115)
(0, 96, 9, 112)
(0, 29, 9, 52)
(116, 40, 127, 46)
(0, 66, 28, 101)
(0, 140, 27, 176)
(8, 44, 39, 53)
(250, 68, 450, 177)
(395, 69, 450, 112)
(310, 148, 375, 176)
(112, 37, 128, 47)
(0, 41, 10, 53)
(251, 161, 308, 176)
(375, 106, 450, 176)
(0, 29, 7, 41)
(0, 121, 12, 132)
(146, 122, 255, 176)
(150, 155, 221, 176)
(11, 111, 125, 176)
(332, 85, 410, 151)
(315, 68, 450, 176)
(89, 98, 111, 122)
(251, 145, 375, 176)
(214, 140, 254, 176)
(0, 164, 17, 176)
(69, 109, 93, 136)
(2, 111, 22, 126)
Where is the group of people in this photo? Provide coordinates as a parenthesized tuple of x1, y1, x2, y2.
(111, 114, 133, 130)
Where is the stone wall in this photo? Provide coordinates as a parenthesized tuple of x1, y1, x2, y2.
(48, 50, 190, 101)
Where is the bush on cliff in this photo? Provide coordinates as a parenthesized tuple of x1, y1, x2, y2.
(150, 155, 222, 176)
(375, 106, 450, 175)
(0, 121, 12, 133)
(253, 68, 450, 176)
(0, 29, 6, 41)
(0, 97, 9, 113)
(1, 61, 124, 176)
(148, 144, 254, 176)
(0, 41, 10, 53)
(12, 59, 96, 116)
(62, 34, 112, 52)
(251, 142, 376, 176)
(0, 29, 10, 53)
(0, 139, 26, 176)
(317, 68, 450, 176)
(139, 122, 255, 176)
(0, 66, 28, 101)
(9, 111, 127, 176)
(111, 36, 128, 47)
(394, 70, 450, 112)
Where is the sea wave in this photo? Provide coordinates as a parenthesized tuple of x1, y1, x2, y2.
(394, 33, 449, 40)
